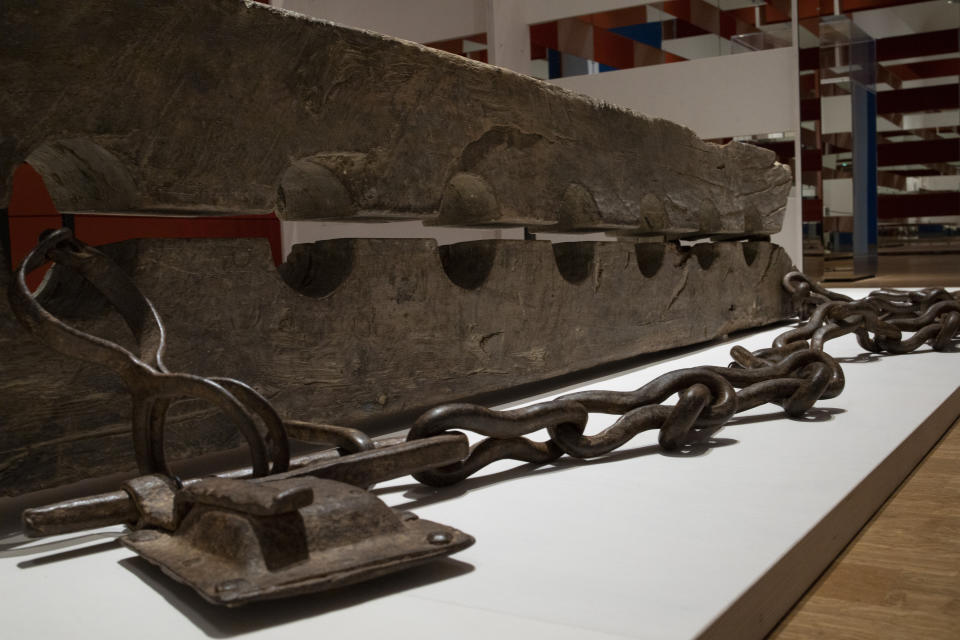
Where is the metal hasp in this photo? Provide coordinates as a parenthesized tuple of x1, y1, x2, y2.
(123, 476, 473, 606)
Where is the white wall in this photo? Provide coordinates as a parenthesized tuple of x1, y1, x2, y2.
(662, 34, 730, 61)
(280, 220, 522, 260)
(907, 175, 960, 192)
(820, 94, 851, 135)
(523, 0, 660, 25)
(903, 110, 960, 130)
(273, 0, 804, 265)
(487, 0, 531, 72)
(273, 0, 665, 43)
(774, 194, 803, 270)
(823, 178, 854, 216)
(854, 0, 960, 40)
(552, 47, 796, 140)
(273, 0, 485, 42)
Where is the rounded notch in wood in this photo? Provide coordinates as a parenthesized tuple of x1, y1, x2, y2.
(552, 242, 596, 285)
(635, 243, 666, 278)
(690, 243, 719, 271)
(278, 239, 355, 297)
(741, 241, 762, 267)
(439, 240, 497, 290)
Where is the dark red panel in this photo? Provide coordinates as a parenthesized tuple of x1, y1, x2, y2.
(660, 1, 691, 23)
(876, 29, 958, 62)
(799, 48, 819, 72)
(878, 191, 960, 219)
(8, 163, 62, 286)
(841, 0, 936, 14)
(752, 140, 794, 159)
(72, 214, 281, 259)
(674, 19, 709, 39)
(718, 13, 737, 40)
(727, 8, 756, 27)
(8, 166, 57, 216)
(7, 164, 283, 289)
(802, 198, 823, 222)
(800, 98, 821, 122)
(763, 2, 791, 25)
(877, 139, 960, 166)
(584, 6, 648, 29)
(593, 26, 635, 70)
(529, 22, 559, 51)
(877, 85, 960, 115)
(801, 149, 822, 171)
(885, 58, 960, 80)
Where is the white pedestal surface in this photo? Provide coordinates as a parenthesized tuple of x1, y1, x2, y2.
(2, 289, 958, 639)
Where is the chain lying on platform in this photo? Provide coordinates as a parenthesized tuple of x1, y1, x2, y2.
(9, 228, 960, 605)
(405, 272, 960, 486)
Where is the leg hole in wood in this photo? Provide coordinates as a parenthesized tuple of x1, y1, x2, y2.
(742, 241, 761, 266)
(691, 243, 718, 271)
(439, 241, 496, 290)
(552, 242, 595, 284)
(278, 239, 354, 297)
(635, 243, 666, 278)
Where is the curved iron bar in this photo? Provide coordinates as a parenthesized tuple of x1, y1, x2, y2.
(8, 229, 294, 478)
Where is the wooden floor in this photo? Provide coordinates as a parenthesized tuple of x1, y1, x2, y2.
(769, 417, 960, 639)
(769, 256, 960, 639)
(805, 249, 960, 288)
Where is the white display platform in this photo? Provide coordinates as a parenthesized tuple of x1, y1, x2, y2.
(2, 288, 958, 640)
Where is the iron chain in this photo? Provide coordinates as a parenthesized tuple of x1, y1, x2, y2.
(406, 272, 959, 486)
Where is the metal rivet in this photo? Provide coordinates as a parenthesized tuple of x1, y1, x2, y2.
(427, 531, 451, 545)
(128, 529, 160, 542)
(216, 579, 249, 593)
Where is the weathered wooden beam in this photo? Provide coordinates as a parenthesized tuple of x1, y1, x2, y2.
(1, 236, 793, 495)
(0, 0, 790, 236)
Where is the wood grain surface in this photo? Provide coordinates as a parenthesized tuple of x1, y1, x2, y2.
(1, 0, 790, 236)
(1, 236, 793, 496)
(771, 417, 960, 639)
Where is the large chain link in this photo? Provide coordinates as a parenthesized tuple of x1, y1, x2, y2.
(406, 272, 960, 487)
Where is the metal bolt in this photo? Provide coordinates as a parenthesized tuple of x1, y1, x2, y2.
(427, 531, 451, 545)
(127, 529, 160, 542)
(215, 578, 249, 593)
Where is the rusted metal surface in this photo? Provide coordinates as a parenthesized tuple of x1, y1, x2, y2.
(1, 0, 790, 236)
(22, 434, 469, 538)
(124, 474, 182, 531)
(124, 476, 474, 606)
(7, 229, 288, 479)
(13, 233, 958, 606)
